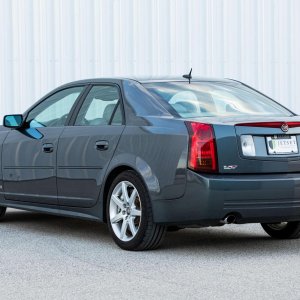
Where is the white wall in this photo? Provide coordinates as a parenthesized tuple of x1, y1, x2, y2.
(0, 0, 299, 120)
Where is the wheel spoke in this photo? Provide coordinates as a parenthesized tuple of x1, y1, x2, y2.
(129, 188, 137, 206)
(122, 182, 129, 203)
(131, 208, 141, 217)
(128, 217, 137, 236)
(120, 219, 128, 239)
(112, 195, 123, 209)
(111, 212, 123, 224)
(122, 182, 130, 203)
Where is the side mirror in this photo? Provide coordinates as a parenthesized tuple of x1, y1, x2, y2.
(3, 114, 24, 129)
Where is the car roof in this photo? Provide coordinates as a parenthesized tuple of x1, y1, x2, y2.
(62, 77, 235, 86)
(134, 77, 234, 83)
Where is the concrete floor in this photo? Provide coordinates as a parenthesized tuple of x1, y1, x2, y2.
(0, 209, 299, 300)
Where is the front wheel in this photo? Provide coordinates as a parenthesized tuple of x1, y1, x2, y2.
(261, 221, 300, 239)
(107, 170, 166, 251)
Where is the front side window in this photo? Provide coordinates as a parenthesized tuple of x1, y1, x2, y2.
(75, 85, 122, 126)
(143, 82, 293, 118)
(26, 86, 84, 128)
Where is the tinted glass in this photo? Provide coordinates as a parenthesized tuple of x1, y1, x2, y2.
(75, 85, 121, 126)
(26, 86, 84, 128)
(143, 82, 292, 118)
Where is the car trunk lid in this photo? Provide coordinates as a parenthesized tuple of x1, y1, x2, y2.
(185, 116, 300, 174)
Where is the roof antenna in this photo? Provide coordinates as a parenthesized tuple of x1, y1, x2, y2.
(183, 68, 192, 84)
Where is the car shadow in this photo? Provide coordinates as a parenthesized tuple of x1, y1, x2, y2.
(3, 209, 300, 255)
(3, 209, 110, 242)
(162, 227, 300, 256)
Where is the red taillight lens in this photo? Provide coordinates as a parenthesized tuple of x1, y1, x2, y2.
(186, 122, 218, 173)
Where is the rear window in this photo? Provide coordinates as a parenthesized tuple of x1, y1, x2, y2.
(143, 82, 292, 118)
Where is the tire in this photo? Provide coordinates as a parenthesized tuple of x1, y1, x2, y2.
(106, 170, 166, 251)
(0, 206, 6, 221)
(261, 221, 300, 239)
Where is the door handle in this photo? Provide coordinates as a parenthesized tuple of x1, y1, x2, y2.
(42, 143, 54, 153)
(95, 140, 109, 151)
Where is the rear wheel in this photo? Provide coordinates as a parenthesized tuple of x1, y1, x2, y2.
(0, 207, 6, 221)
(107, 170, 166, 251)
(261, 222, 300, 239)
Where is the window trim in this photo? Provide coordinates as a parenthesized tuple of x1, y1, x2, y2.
(108, 101, 121, 125)
(69, 83, 125, 126)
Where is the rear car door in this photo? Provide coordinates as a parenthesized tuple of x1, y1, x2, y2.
(57, 84, 125, 207)
(2, 86, 85, 204)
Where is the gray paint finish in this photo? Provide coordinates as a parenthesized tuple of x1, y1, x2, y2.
(0, 77, 300, 227)
(2, 127, 63, 204)
(57, 125, 124, 207)
(112, 119, 188, 201)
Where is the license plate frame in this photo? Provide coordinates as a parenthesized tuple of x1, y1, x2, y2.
(266, 135, 298, 155)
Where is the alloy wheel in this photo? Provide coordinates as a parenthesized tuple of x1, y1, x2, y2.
(109, 181, 142, 242)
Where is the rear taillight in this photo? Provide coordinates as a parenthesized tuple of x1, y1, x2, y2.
(186, 122, 218, 173)
(236, 122, 300, 128)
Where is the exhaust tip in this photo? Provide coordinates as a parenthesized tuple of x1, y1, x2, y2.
(223, 214, 236, 224)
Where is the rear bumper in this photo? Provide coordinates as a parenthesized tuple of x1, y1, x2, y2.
(152, 170, 300, 225)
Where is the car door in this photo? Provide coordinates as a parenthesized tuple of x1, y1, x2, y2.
(2, 86, 86, 204)
(57, 84, 125, 207)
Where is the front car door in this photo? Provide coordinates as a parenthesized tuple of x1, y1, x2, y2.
(2, 86, 86, 204)
(57, 84, 125, 207)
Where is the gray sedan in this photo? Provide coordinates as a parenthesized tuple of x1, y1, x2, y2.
(1, 77, 300, 250)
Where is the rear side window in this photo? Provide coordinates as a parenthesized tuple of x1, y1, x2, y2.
(143, 82, 292, 118)
(75, 85, 122, 126)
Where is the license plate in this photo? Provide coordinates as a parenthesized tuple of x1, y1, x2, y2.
(266, 135, 298, 155)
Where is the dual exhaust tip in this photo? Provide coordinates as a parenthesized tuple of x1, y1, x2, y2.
(222, 214, 236, 225)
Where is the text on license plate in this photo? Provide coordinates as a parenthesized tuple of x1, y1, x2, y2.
(266, 135, 298, 154)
